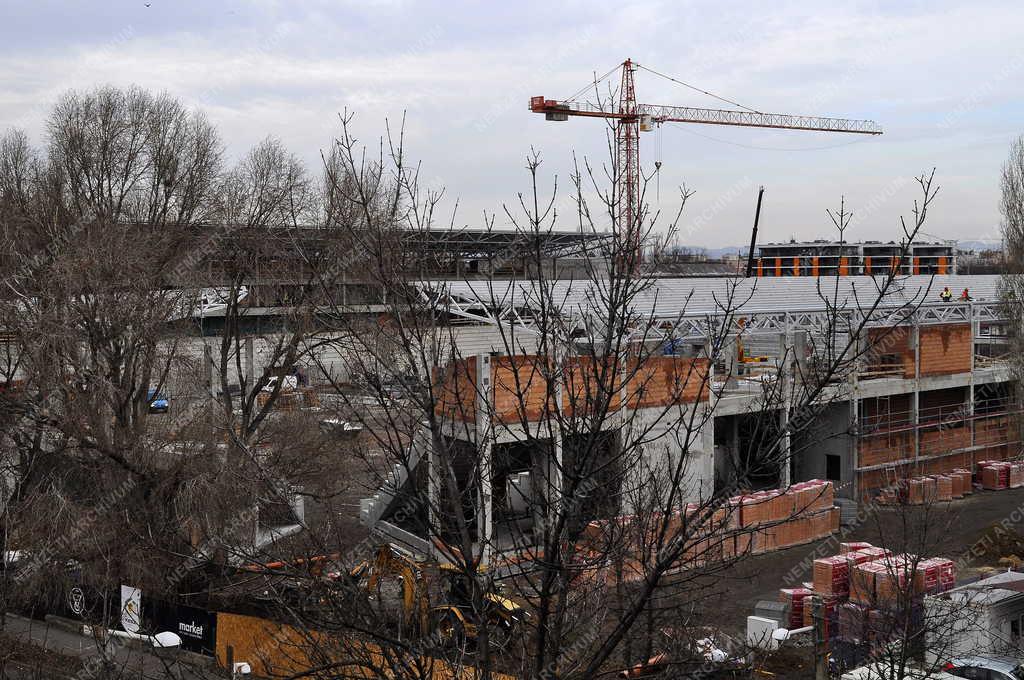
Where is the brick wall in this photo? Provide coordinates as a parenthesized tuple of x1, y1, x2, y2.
(625, 356, 710, 409)
(918, 324, 971, 377)
(859, 431, 914, 468)
(865, 323, 971, 378)
(437, 354, 709, 425)
(433, 356, 477, 422)
(919, 424, 971, 456)
(493, 355, 555, 423)
(975, 415, 1020, 447)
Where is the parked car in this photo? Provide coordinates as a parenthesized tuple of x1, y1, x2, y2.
(147, 388, 169, 414)
(945, 656, 1024, 680)
(842, 662, 959, 680)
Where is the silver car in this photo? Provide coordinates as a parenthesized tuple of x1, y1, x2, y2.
(945, 657, 1024, 680)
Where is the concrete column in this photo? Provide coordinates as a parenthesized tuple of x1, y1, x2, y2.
(204, 342, 214, 401)
(427, 441, 440, 556)
(475, 354, 494, 565)
(699, 414, 716, 502)
(912, 322, 921, 472)
(550, 378, 564, 513)
(969, 302, 978, 448)
(731, 416, 741, 490)
(778, 331, 792, 488)
(245, 336, 255, 389)
(850, 321, 862, 501)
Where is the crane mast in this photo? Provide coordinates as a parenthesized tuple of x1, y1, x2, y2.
(617, 59, 641, 263)
(529, 59, 883, 266)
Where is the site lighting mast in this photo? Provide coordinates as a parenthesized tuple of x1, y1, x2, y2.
(529, 58, 883, 266)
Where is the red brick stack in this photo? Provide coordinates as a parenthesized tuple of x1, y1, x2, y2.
(902, 478, 924, 505)
(913, 557, 956, 593)
(849, 546, 890, 565)
(837, 602, 870, 642)
(950, 473, 965, 498)
(814, 555, 851, 597)
(839, 541, 873, 554)
(802, 594, 838, 639)
(584, 480, 842, 579)
(850, 560, 888, 606)
(951, 468, 973, 495)
(771, 542, 958, 648)
(931, 475, 953, 502)
(779, 587, 814, 628)
(1011, 463, 1024, 489)
(871, 555, 915, 608)
(979, 461, 1010, 490)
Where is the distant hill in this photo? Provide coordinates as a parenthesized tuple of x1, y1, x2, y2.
(957, 239, 1001, 253)
(703, 246, 746, 258)
(695, 241, 1002, 256)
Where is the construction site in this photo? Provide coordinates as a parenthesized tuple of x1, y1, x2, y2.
(3, 39, 1024, 678)
(360, 274, 1017, 555)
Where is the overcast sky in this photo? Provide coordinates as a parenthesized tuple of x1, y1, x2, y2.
(1, 1, 1021, 247)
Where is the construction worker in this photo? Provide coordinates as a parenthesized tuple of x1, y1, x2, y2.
(960, 288, 972, 301)
(939, 286, 952, 302)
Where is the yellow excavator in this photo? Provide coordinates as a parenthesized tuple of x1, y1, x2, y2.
(349, 543, 526, 644)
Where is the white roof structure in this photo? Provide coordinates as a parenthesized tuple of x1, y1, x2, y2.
(424, 275, 1006, 338)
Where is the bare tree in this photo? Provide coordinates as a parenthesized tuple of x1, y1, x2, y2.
(210, 106, 945, 680)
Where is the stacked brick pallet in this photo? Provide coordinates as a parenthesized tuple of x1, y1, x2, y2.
(779, 587, 814, 628)
(976, 460, 1024, 490)
(717, 479, 840, 556)
(583, 480, 841, 579)
(876, 469, 973, 505)
(775, 542, 956, 649)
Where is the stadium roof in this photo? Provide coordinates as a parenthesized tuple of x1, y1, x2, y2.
(424, 275, 1005, 336)
(402, 228, 611, 258)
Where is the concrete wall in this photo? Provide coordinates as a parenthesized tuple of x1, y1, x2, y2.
(792, 401, 853, 496)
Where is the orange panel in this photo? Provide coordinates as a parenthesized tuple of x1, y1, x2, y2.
(913, 256, 920, 274)
(812, 256, 819, 277)
(757, 259, 763, 277)
(775, 257, 782, 276)
(793, 256, 800, 276)
(938, 256, 947, 274)
(839, 257, 848, 276)
(864, 256, 871, 274)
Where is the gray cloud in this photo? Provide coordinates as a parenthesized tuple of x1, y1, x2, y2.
(0, 0, 1021, 246)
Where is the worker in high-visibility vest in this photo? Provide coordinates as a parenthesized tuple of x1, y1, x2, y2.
(939, 286, 952, 302)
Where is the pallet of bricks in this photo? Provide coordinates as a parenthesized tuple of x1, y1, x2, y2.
(776, 542, 955, 650)
(976, 460, 1024, 490)
(730, 480, 840, 556)
(580, 480, 841, 576)
(876, 469, 972, 505)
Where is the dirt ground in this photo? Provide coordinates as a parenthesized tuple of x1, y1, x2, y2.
(704, 486, 1024, 637)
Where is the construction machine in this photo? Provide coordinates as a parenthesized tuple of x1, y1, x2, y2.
(348, 543, 527, 644)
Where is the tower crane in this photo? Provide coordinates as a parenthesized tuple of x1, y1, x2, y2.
(529, 59, 883, 265)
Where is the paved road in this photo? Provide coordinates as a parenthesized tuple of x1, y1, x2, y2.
(1, 615, 224, 679)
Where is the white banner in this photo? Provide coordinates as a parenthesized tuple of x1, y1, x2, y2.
(120, 585, 141, 634)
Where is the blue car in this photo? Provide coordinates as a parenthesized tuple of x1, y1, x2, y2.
(147, 388, 169, 414)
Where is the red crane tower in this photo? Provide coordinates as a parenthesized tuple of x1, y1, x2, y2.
(530, 59, 883, 265)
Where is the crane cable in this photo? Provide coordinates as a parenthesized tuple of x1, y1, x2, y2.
(564, 63, 623, 103)
(635, 63, 763, 114)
